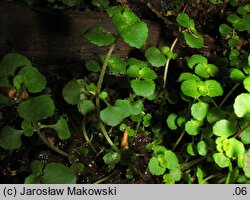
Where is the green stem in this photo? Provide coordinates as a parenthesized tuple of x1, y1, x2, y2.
(202, 174, 220, 183)
(172, 129, 185, 151)
(163, 38, 178, 88)
(99, 121, 118, 152)
(181, 157, 206, 171)
(33, 123, 69, 158)
(93, 172, 116, 184)
(96, 44, 116, 117)
(81, 117, 97, 154)
(219, 83, 240, 108)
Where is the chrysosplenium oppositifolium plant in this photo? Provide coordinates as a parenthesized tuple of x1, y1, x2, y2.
(0, 2, 250, 184)
(77, 4, 250, 183)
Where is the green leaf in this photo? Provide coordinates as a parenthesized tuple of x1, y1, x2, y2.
(243, 77, 250, 92)
(114, 99, 132, 118)
(127, 58, 148, 68)
(196, 167, 204, 184)
(100, 106, 124, 126)
(207, 107, 227, 124)
(138, 67, 157, 80)
(243, 149, 250, 178)
(191, 101, 209, 121)
(24, 175, 40, 184)
(178, 72, 200, 82)
(200, 80, 223, 97)
(213, 153, 231, 168)
(103, 151, 121, 165)
(241, 126, 250, 144)
(47, 117, 70, 140)
(213, 119, 236, 138)
(78, 100, 95, 115)
(148, 157, 166, 175)
(21, 120, 34, 137)
(0, 53, 32, 77)
(234, 93, 250, 118)
(91, 0, 109, 10)
(70, 162, 84, 174)
(185, 119, 202, 135)
(131, 79, 155, 98)
(130, 100, 144, 115)
(105, 55, 127, 74)
(181, 79, 200, 98)
(219, 24, 233, 37)
(230, 68, 246, 82)
(187, 54, 207, 69)
(62, 80, 85, 105)
(176, 13, 190, 28)
(164, 150, 180, 169)
(0, 126, 23, 150)
(85, 60, 101, 72)
(118, 21, 148, 49)
(109, 8, 148, 48)
(223, 138, 245, 158)
(197, 140, 207, 156)
(30, 160, 44, 176)
(187, 143, 197, 156)
(127, 64, 141, 78)
(17, 66, 47, 93)
(17, 94, 55, 122)
(166, 113, 178, 130)
(84, 25, 116, 46)
(168, 168, 182, 182)
(183, 32, 204, 48)
(145, 47, 167, 67)
(43, 163, 76, 184)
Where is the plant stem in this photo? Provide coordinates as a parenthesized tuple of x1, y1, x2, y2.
(81, 117, 97, 154)
(33, 123, 69, 158)
(181, 157, 206, 171)
(203, 174, 221, 183)
(96, 44, 115, 117)
(172, 129, 185, 151)
(219, 83, 240, 108)
(93, 172, 116, 184)
(163, 38, 178, 88)
(99, 121, 118, 152)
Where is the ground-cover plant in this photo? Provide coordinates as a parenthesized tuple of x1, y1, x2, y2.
(0, 1, 250, 184)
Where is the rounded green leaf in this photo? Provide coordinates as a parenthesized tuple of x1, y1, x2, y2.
(204, 80, 223, 97)
(24, 175, 40, 184)
(84, 25, 116, 46)
(145, 47, 167, 67)
(78, 99, 95, 115)
(219, 24, 233, 36)
(62, 80, 85, 105)
(127, 65, 140, 78)
(166, 113, 178, 130)
(138, 67, 157, 80)
(30, 160, 44, 176)
(118, 21, 148, 49)
(17, 94, 55, 122)
(243, 77, 250, 92)
(100, 106, 123, 126)
(169, 168, 182, 182)
(191, 101, 209, 121)
(183, 32, 204, 48)
(178, 72, 200, 82)
(85, 60, 101, 72)
(181, 79, 200, 98)
(48, 116, 70, 140)
(185, 119, 202, 135)
(213, 119, 236, 138)
(241, 126, 250, 144)
(164, 150, 180, 169)
(243, 149, 250, 178)
(187, 54, 207, 69)
(0, 126, 23, 150)
(230, 68, 246, 82)
(43, 163, 76, 184)
(17, 66, 47, 93)
(103, 55, 127, 74)
(222, 138, 245, 158)
(213, 153, 230, 168)
(130, 100, 144, 115)
(207, 107, 227, 124)
(131, 79, 155, 98)
(148, 157, 166, 175)
(0, 53, 32, 77)
(103, 151, 121, 165)
(176, 13, 190, 28)
(234, 93, 250, 118)
(114, 99, 132, 118)
(197, 140, 207, 156)
(187, 143, 197, 156)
